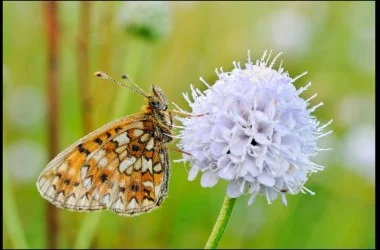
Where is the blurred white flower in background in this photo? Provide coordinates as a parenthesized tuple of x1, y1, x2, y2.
(337, 95, 375, 127)
(117, 1, 171, 42)
(176, 51, 332, 206)
(342, 125, 375, 182)
(6, 140, 46, 182)
(7, 86, 45, 130)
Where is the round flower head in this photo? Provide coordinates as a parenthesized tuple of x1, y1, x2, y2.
(176, 51, 332, 205)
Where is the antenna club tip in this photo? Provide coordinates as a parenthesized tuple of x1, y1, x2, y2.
(94, 71, 103, 77)
(122, 74, 128, 79)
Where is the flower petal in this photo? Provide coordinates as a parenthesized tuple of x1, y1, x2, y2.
(201, 171, 219, 187)
(257, 173, 275, 187)
(227, 180, 243, 198)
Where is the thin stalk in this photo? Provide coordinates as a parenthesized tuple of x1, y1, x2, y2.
(74, 213, 102, 249)
(43, 2, 60, 249)
(77, 1, 92, 134)
(3, 161, 29, 249)
(204, 196, 237, 249)
(74, 3, 103, 249)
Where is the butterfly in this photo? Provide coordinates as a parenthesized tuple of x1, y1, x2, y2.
(37, 72, 176, 216)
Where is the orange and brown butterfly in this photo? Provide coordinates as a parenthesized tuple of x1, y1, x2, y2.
(37, 72, 179, 216)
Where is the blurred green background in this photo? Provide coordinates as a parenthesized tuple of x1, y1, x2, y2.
(3, 1, 375, 249)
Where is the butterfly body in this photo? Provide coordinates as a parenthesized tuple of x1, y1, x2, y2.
(37, 83, 173, 216)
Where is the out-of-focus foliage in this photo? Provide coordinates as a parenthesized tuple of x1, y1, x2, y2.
(3, 1, 374, 249)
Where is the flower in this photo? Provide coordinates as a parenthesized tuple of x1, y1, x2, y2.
(176, 51, 332, 205)
(117, 1, 171, 42)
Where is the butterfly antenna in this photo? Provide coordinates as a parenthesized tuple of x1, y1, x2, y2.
(94, 71, 148, 98)
(121, 74, 147, 96)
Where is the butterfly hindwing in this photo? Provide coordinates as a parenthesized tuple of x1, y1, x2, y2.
(82, 122, 170, 216)
(37, 114, 154, 212)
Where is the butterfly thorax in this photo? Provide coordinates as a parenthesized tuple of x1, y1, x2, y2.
(147, 85, 173, 143)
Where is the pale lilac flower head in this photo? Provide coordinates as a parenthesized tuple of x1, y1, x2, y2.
(176, 51, 332, 205)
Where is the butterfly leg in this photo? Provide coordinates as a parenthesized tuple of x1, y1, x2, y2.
(171, 110, 207, 118)
(156, 142, 191, 156)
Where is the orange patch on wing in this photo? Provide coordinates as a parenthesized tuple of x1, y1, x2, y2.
(143, 150, 153, 159)
(129, 171, 142, 205)
(143, 121, 154, 132)
(153, 172, 163, 187)
(152, 149, 161, 165)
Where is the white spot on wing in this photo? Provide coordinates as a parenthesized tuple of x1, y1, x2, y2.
(142, 157, 153, 173)
(159, 152, 165, 163)
(142, 198, 154, 207)
(143, 181, 154, 189)
(112, 197, 124, 210)
(115, 145, 127, 154)
(153, 163, 162, 172)
(119, 150, 127, 160)
(140, 133, 151, 142)
(134, 158, 142, 171)
(100, 194, 111, 206)
(120, 156, 136, 172)
(81, 165, 89, 179)
(133, 129, 144, 137)
(146, 137, 154, 150)
(92, 150, 106, 162)
(66, 195, 76, 206)
(99, 158, 108, 168)
(83, 177, 92, 189)
(113, 133, 130, 146)
(127, 198, 139, 210)
(58, 163, 68, 171)
(126, 166, 133, 175)
(154, 185, 162, 198)
(134, 122, 144, 129)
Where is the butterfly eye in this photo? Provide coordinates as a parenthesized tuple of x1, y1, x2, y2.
(150, 100, 161, 109)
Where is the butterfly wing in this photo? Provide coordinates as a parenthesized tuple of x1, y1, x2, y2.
(37, 113, 170, 215)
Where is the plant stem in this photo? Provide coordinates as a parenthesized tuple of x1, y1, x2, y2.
(43, 2, 59, 248)
(204, 196, 237, 249)
(77, 1, 92, 134)
(3, 161, 29, 249)
(74, 213, 102, 249)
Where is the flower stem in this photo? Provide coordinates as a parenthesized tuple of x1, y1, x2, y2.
(43, 2, 60, 248)
(205, 196, 237, 249)
(77, 1, 92, 134)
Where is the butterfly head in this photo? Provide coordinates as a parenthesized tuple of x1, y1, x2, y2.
(149, 85, 168, 111)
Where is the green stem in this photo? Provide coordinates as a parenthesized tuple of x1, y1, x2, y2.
(3, 162, 29, 249)
(204, 196, 237, 249)
(74, 213, 102, 249)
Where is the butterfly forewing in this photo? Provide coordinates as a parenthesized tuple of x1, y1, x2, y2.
(37, 114, 170, 216)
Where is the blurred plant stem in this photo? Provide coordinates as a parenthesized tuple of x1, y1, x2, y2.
(205, 196, 236, 249)
(74, 3, 104, 249)
(77, 1, 92, 134)
(112, 39, 148, 118)
(3, 162, 29, 249)
(74, 213, 102, 249)
(44, 2, 59, 248)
